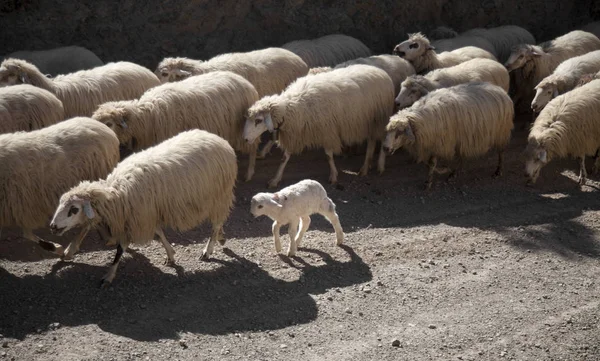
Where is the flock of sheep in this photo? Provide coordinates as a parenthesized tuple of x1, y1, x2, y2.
(2, 22, 600, 285)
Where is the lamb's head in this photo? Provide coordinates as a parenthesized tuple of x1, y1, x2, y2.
(0, 58, 38, 86)
(393, 33, 434, 61)
(524, 141, 549, 185)
(50, 194, 97, 236)
(155, 57, 200, 83)
(244, 96, 281, 144)
(531, 81, 559, 113)
(92, 102, 135, 148)
(382, 116, 416, 155)
(505, 44, 541, 72)
(396, 76, 429, 109)
(250, 192, 285, 218)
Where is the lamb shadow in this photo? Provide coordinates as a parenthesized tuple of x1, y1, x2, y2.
(0, 244, 371, 341)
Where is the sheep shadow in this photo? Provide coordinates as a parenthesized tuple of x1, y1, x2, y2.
(0, 244, 371, 341)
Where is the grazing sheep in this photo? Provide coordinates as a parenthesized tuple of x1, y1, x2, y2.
(250, 179, 343, 257)
(393, 32, 496, 74)
(155, 48, 308, 97)
(383, 82, 514, 190)
(431, 35, 498, 59)
(92, 71, 259, 181)
(243, 64, 395, 188)
(49, 130, 238, 286)
(395, 58, 509, 109)
(531, 50, 600, 112)
(0, 84, 64, 133)
(282, 34, 372, 68)
(0, 117, 119, 255)
(461, 25, 536, 63)
(525, 79, 600, 186)
(0, 59, 160, 118)
(429, 26, 459, 40)
(3, 46, 103, 76)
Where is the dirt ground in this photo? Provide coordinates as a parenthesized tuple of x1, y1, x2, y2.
(1, 122, 600, 361)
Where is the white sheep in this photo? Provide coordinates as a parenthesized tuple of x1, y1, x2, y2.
(461, 25, 536, 63)
(155, 47, 309, 97)
(49, 129, 238, 286)
(0, 59, 160, 118)
(393, 32, 496, 74)
(0, 117, 119, 255)
(0, 84, 64, 133)
(282, 34, 372, 68)
(3, 46, 103, 77)
(243, 64, 395, 188)
(531, 50, 600, 112)
(92, 71, 259, 181)
(525, 78, 600, 186)
(383, 82, 514, 189)
(395, 58, 509, 109)
(431, 35, 498, 59)
(250, 179, 343, 257)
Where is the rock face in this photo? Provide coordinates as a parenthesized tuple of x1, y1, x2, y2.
(0, 0, 597, 69)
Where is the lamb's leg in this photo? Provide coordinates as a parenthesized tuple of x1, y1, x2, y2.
(245, 149, 257, 182)
(22, 229, 64, 256)
(268, 151, 291, 188)
(295, 216, 311, 248)
(101, 242, 128, 288)
(325, 149, 339, 184)
(359, 140, 376, 176)
(494, 150, 505, 178)
(377, 144, 386, 174)
(258, 140, 275, 159)
(578, 156, 588, 185)
(287, 218, 299, 257)
(272, 221, 282, 253)
(592, 149, 600, 175)
(319, 199, 344, 245)
(155, 227, 176, 266)
(201, 222, 224, 260)
(62, 227, 90, 261)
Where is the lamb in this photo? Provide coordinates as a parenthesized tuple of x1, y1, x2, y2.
(395, 58, 509, 109)
(0, 117, 119, 255)
(392, 32, 497, 74)
(531, 50, 600, 112)
(382, 82, 514, 190)
(525, 78, 600, 186)
(0, 59, 160, 118)
(0, 84, 64, 133)
(92, 71, 259, 181)
(49, 129, 238, 286)
(250, 179, 344, 257)
(282, 34, 372, 68)
(461, 25, 536, 63)
(3, 46, 103, 77)
(243, 64, 395, 188)
(155, 48, 308, 97)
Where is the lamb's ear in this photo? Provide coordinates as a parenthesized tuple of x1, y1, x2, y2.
(538, 149, 547, 163)
(270, 193, 284, 207)
(405, 125, 415, 142)
(83, 200, 95, 219)
(264, 113, 274, 132)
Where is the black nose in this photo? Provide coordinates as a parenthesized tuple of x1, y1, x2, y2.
(382, 146, 391, 154)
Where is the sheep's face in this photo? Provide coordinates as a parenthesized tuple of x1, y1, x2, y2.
(395, 85, 424, 109)
(93, 106, 133, 146)
(531, 84, 558, 112)
(393, 40, 428, 61)
(244, 111, 272, 144)
(155, 67, 192, 83)
(505, 46, 537, 71)
(525, 145, 549, 184)
(382, 123, 415, 155)
(50, 197, 95, 235)
(0, 66, 20, 86)
(250, 193, 283, 218)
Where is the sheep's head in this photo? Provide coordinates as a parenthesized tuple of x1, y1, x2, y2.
(50, 195, 96, 235)
(395, 76, 429, 109)
(531, 81, 559, 113)
(505, 45, 541, 71)
(0, 59, 34, 86)
(154, 57, 199, 83)
(382, 118, 416, 155)
(524, 142, 549, 185)
(92, 102, 134, 148)
(244, 96, 281, 144)
(250, 192, 285, 218)
(393, 33, 434, 61)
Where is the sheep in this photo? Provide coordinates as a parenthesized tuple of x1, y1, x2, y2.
(92, 71, 259, 181)
(428, 26, 459, 40)
(393, 32, 497, 74)
(243, 64, 395, 188)
(461, 25, 536, 63)
(525, 78, 600, 186)
(382, 82, 514, 190)
(531, 50, 600, 112)
(0, 84, 64, 133)
(0, 117, 119, 256)
(49, 129, 238, 286)
(395, 58, 509, 109)
(0, 59, 160, 118)
(431, 35, 498, 59)
(3, 46, 103, 77)
(250, 179, 343, 257)
(282, 34, 372, 68)
(155, 48, 309, 97)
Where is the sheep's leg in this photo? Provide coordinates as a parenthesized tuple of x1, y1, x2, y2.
(319, 200, 344, 245)
(377, 144, 386, 174)
(578, 156, 588, 185)
(426, 157, 438, 190)
(295, 216, 311, 248)
(258, 140, 276, 159)
(493, 150, 505, 178)
(592, 149, 600, 175)
(22, 229, 64, 256)
(447, 157, 463, 182)
(272, 221, 282, 253)
(201, 222, 224, 260)
(62, 227, 91, 261)
(245, 150, 257, 182)
(359, 140, 376, 176)
(325, 149, 339, 184)
(101, 242, 128, 288)
(268, 151, 291, 188)
(287, 218, 299, 257)
(155, 227, 176, 266)
(97, 225, 117, 246)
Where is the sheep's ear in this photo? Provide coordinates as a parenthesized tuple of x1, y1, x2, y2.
(538, 149, 547, 163)
(174, 69, 191, 76)
(530, 49, 542, 57)
(119, 118, 128, 129)
(552, 88, 559, 98)
(19, 73, 29, 84)
(83, 200, 95, 219)
(405, 125, 415, 142)
(271, 193, 284, 207)
(264, 113, 274, 132)
(427, 45, 435, 51)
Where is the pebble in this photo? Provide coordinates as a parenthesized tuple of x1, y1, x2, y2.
(0, 351, 5, 357)
(428, 324, 437, 329)
(500, 351, 507, 357)
(391, 339, 401, 347)
(280, 344, 287, 349)
(327, 296, 333, 301)
(179, 340, 188, 349)
(49, 323, 60, 330)
(345, 308, 352, 314)
(2, 342, 8, 348)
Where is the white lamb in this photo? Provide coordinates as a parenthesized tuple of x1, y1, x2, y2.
(250, 179, 344, 257)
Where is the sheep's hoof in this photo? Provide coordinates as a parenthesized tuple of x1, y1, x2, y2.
(336, 238, 344, 246)
(200, 251, 210, 261)
(493, 170, 502, 178)
(286, 251, 296, 257)
(218, 238, 227, 246)
(163, 258, 176, 266)
(578, 177, 587, 186)
(61, 253, 74, 262)
(99, 278, 112, 289)
(267, 180, 279, 189)
(423, 181, 433, 191)
(105, 239, 117, 247)
(328, 177, 338, 184)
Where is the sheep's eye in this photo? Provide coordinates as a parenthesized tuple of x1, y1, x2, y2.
(68, 206, 79, 217)
(106, 122, 113, 127)
(409, 43, 419, 49)
(255, 119, 262, 126)
(161, 72, 168, 77)
(395, 130, 402, 138)
(257, 205, 263, 209)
